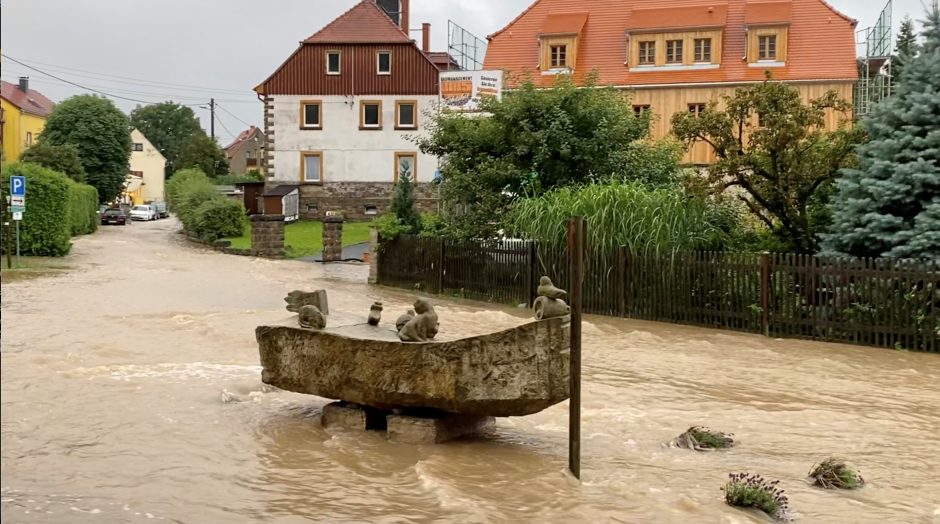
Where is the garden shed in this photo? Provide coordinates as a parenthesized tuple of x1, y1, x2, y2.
(262, 184, 299, 222)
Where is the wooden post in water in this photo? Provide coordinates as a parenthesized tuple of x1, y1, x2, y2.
(567, 216, 585, 479)
(760, 252, 771, 337)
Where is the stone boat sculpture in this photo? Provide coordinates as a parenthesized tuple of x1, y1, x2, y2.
(256, 316, 570, 417)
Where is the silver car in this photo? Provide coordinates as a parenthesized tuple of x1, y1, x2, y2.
(129, 205, 156, 221)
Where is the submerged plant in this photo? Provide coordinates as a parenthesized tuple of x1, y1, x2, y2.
(808, 458, 865, 489)
(723, 472, 790, 520)
(673, 426, 734, 450)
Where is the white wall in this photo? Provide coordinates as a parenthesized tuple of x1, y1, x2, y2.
(270, 94, 438, 184)
(129, 128, 167, 202)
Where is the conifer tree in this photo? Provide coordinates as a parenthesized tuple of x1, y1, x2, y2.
(390, 159, 422, 234)
(825, 7, 940, 259)
(893, 16, 918, 81)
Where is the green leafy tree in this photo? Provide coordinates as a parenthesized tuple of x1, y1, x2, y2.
(39, 95, 131, 203)
(177, 134, 229, 177)
(825, 8, 940, 259)
(416, 75, 672, 238)
(671, 79, 863, 253)
(20, 142, 86, 182)
(129, 102, 205, 177)
(389, 160, 421, 234)
(893, 16, 918, 81)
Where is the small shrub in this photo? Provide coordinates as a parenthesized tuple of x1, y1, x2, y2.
(808, 458, 864, 489)
(418, 212, 446, 238)
(674, 426, 734, 450)
(166, 167, 209, 211)
(723, 472, 790, 520)
(68, 181, 99, 235)
(192, 198, 245, 241)
(373, 213, 410, 241)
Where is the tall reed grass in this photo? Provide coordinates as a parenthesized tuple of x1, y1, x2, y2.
(506, 181, 722, 255)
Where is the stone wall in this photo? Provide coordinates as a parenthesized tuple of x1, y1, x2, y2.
(297, 182, 438, 220)
(251, 214, 285, 257)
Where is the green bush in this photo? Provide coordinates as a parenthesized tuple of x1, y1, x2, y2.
(68, 181, 99, 235)
(177, 183, 219, 226)
(1, 163, 72, 256)
(373, 213, 409, 240)
(192, 198, 245, 241)
(166, 167, 208, 211)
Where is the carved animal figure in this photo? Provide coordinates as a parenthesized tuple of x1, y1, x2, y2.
(285, 289, 329, 315)
(298, 305, 326, 330)
(537, 276, 567, 300)
(398, 298, 439, 342)
(395, 309, 415, 331)
(368, 301, 383, 326)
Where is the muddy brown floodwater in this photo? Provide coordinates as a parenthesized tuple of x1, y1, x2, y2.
(3, 219, 940, 523)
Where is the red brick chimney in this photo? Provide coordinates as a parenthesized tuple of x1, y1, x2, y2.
(400, 0, 410, 34)
(422, 23, 430, 52)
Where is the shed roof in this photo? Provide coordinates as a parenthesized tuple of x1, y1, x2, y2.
(263, 184, 299, 197)
(541, 12, 589, 34)
(745, 1, 794, 25)
(626, 4, 728, 31)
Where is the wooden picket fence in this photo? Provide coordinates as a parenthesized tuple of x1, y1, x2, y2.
(376, 236, 940, 352)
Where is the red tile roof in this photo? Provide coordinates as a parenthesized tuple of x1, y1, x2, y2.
(0, 80, 55, 117)
(304, 0, 412, 44)
(626, 4, 729, 31)
(224, 126, 262, 159)
(485, 0, 858, 88)
(542, 12, 589, 34)
(745, 1, 793, 25)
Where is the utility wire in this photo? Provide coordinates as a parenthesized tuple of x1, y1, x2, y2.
(1, 53, 202, 106)
(1, 71, 216, 103)
(215, 103, 254, 128)
(4, 55, 255, 96)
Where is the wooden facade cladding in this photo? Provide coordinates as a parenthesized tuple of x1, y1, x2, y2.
(258, 43, 439, 96)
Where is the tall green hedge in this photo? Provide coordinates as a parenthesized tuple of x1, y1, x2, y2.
(68, 181, 99, 236)
(166, 167, 245, 241)
(2, 163, 73, 256)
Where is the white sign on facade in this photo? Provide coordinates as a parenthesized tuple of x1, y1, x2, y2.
(439, 70, 503, 112)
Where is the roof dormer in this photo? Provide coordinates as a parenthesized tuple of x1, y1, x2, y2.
(624, 4, 727, 72)
(744, 1, 792, 66)
(538, 12, 588, 74)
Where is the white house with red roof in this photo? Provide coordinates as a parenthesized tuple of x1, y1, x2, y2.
(255, 0, 442, 219)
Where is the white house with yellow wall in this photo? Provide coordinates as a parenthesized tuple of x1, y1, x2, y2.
(127, 128, 166, 204)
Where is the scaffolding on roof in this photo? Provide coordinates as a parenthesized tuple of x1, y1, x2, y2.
(448, 20, 487, 71)
(854, 0, 893, 117)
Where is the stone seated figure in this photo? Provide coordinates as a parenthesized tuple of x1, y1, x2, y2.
(398, 298, 439, 342)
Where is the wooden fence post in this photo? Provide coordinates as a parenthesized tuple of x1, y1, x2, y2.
(437, 238, 445, 294)
(760, 252, 771, 337)
(567, 216, 585, 480)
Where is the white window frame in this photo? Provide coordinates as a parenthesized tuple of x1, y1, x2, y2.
(377, 51, 392, 75)
(326, 51, 341, 75)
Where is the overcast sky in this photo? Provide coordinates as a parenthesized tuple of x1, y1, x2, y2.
(0, 0, 929, 144)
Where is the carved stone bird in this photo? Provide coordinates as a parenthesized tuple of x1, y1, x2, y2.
(537, 276, 567, 300)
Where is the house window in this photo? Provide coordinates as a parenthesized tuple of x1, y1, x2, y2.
(394, 152, 417, 183)
(360, 100, 382, 129)
(300, 101, 322, 129)
(638, 41, 655, 65)
(130, 170, 143, 177)
(326, 51, 341, 74)
(688, 103, 706, 117)
(665, 40, 683, 64)
(550, 45, 567, 68)
(633, 104, 651, 117)
(694, 38, 712, 63)
(300, 152, 322, 183)
(377, 51, 391, 74)
(364, 205, 378, 216)
(25, 132, 32, 147)
(132, 143, 144, 151)
(758, 35, 776, 60)
(395, 100, 416, 129)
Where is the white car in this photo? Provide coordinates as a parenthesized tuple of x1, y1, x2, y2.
(129, 205, 156, 221)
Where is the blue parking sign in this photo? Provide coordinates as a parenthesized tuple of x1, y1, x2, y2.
(10, 176, 26, 196)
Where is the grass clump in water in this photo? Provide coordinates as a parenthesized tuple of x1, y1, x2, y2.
(808, 458, 865, 489)
(673, 426, 734, 450)
(723, 472, 790, 520)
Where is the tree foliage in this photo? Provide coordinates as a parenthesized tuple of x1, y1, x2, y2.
(825, 7, 940, 259)
(671, 79, 863, 253)
(177, 134, 229, 177)
(893, 16, 918, 81)
(39, 95, 131, 203)
(20, 142, 86, 183)
(129, 102, 205, 177)
(416, 75, 677, 238)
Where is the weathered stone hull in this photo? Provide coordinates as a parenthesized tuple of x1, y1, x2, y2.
(256, 317, 570, 417)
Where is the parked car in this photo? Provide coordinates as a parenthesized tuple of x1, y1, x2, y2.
(151, 201, 168, 219)
(100, 208, 128, 226)
(129, 205, 157, 221)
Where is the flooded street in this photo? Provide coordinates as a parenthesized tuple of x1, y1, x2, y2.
(3, 220, 939, 523)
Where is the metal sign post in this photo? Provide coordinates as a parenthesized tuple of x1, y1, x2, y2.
(9, 175, 26, 268)
(566, 216, 585, 479)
